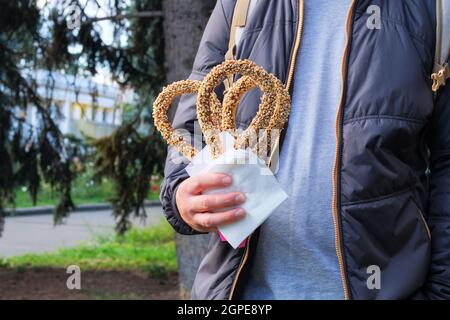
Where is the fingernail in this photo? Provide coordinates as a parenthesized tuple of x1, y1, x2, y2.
(235, 193, 245, 203)
(234, 209, 245, 217)
(222, 176, 232, 185)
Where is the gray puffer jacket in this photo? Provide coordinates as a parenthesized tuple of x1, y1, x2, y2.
(160, 0, 450, 300)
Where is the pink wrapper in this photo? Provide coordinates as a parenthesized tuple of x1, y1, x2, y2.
(217, 230, 246, 248)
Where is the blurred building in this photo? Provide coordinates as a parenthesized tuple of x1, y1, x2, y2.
(26, 70, 135, 139)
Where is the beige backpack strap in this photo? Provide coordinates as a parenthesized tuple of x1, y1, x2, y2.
(432, 0, 450, 92)
(224, 0, 251, 91)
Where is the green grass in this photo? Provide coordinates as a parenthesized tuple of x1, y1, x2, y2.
(0, 222, 177, 278)
(13, 173, 160, 208)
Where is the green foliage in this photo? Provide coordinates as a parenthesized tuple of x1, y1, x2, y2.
(13, 169, 161, 208)
(0, 0, 166, 235)
(0, 1, 80, 233)
(1, 222, 176, 278)
(89, 120, 165, 234)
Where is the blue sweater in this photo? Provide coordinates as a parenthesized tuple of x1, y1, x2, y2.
(242, 0, 352, 300)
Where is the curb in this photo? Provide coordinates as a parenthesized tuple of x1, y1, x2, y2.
(4, 200, 162, 217)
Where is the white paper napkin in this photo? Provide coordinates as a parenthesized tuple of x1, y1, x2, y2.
(186, 132, 288, 249)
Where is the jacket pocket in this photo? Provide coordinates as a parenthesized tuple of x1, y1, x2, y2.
(341, 190, 431, 299)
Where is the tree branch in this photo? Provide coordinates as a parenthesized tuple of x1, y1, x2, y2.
(84, 11, 164, 24)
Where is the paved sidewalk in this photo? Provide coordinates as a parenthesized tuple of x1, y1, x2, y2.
(0, 206, 165, 258)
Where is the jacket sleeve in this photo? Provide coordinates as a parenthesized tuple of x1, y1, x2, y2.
(160, 0, 234, 235)
(424, 57, 450, 299)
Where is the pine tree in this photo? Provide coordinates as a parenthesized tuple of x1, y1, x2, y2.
(1, 0, 215, 296)
(0, 0, 166, 234)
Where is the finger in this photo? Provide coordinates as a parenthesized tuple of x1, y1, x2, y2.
(194, 208, 246, 229)
(190, 192, 246, 212)
(186, 173, 232, 194)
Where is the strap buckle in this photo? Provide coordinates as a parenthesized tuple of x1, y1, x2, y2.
(431, 63, 450, 92)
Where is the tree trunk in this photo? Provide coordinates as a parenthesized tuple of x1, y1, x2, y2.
(162, 0, 216, 298)
(163, 0, 215, 83)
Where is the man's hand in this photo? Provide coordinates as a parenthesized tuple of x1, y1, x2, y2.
(175, 173, 246, 233)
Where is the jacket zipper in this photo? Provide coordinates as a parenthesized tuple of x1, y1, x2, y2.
(332, 0, 357, 300)
(228, 0, 305, 300)
(285, 0, 305, 90)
